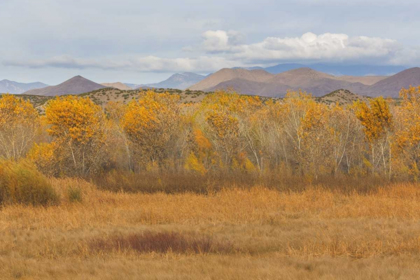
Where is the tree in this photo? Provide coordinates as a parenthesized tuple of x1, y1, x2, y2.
(122, 90, 182, 170)
(394, 86, 420, 179)
(353, 97, 393, 176)
(0, 94, 41, 160)
(32, 96, 107, 176)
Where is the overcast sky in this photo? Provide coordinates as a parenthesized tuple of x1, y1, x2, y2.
(1, 0, 420, 84)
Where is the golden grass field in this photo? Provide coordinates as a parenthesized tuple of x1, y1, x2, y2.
(2, 179, 420, 279)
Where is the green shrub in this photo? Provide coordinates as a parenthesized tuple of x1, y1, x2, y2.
(68, 187, 82, 203)
(0, 160, 59, 206)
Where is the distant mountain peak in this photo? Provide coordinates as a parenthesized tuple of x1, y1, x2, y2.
(23, 76, 105, 96)
(137, 72, 206, 90)
(0, 80, 48, 94)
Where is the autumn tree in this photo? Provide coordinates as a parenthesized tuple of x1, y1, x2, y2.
(122, 90, 182, 170)
(353, 97, 393, 176)
(0, 94, 41, 160)
(105, 101, 133, 171)
(31, 96, 107, 176)
(394, 86, 420, 179)
(199, 91, 263, 171)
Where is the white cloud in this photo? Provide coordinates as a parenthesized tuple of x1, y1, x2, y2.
(3, 55, 238, 73)
(3, 31, 420, 75)
(201, 30, 246, 52)
(200, 31, 402, 63)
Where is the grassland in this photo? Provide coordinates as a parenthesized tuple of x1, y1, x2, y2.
(2, 179, 420, 279)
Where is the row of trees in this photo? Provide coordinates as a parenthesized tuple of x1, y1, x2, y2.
(1, 87, 420, 179)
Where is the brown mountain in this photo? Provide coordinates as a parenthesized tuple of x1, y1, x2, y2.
(316, 89, 369, 105)
(360, 67, 420, 98)
(188, 68, 274, 91)
(190, 67, 420, 98)
(101, 82, 132, 90)
(207, 78, 281, 95)
(24, 76, 106, 96)
(202, 68, 368, 97)
(336, 75, 386, 85)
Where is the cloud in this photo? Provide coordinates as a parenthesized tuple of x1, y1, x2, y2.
(200, 31, 402, 64)
(3, 55, 237, 73)
(201, 30, 246, 53)
(3, 31, 419, 75)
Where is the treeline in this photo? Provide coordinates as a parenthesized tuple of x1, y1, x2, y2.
(1, 87, 420, 181)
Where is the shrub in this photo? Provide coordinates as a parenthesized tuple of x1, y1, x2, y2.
(89, 231, 234, 254)
(67, 187, 82, 203)
(0, 160, 59, 206)
(93, 170, 393, 195)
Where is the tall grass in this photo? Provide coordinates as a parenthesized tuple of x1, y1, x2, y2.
(89, 231, 234, 254)
(94, 170, 396, 195)
(0, 160, 59, 206)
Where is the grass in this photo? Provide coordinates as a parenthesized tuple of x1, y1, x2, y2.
(89, 231, 234, 254)
(67, 187, 82, 203)
(1, 178, 420, 279)
(94, 170, 396, 194)
(0, 160, 59, 206)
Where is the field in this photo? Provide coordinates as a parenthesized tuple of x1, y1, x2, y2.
(2, 179, 420, 279)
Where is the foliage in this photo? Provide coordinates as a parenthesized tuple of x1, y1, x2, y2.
(31, 96, 107, 176)
(0, 160, 59, 206)
(0, 94, 41, 160)
(5, 87, 420, 180)
(122, 90, 181, 169)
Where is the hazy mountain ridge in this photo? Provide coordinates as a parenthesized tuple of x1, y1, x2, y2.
(189, 68, 273, 91)
(133, 72, 206, 90)
(101, 82, 132, 90)
(252, 63, 407, 76)
(0, 80, 48, 94)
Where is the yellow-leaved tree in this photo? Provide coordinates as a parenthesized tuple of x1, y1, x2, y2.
(200, 91, 263, 170)
(0, 94, 41, 160)
(394, 86, 420, 179)
(353, 97, 393, 176)
(122, 90, 182, 170)
(30, 96, 107, 176)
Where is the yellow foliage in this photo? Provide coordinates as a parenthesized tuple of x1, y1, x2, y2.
(45, 96, 105, 144)
(28, 143, 58, 176)
(354, 97, 393, 144)
(184, 152, 207, 175)
(0, 94, 41, 160)
(122, 90, 181, 165)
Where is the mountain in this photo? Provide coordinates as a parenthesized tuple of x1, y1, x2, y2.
(195, 67, 368, 97)
(0, 80, 48, 94)
(360, 67, 420, 98)
(316, 89, 369, 105)
(101, 82, 132, 90)
(189, 67, 420, 97)
(140, 72, 206, 90)
(263, 63, 407, 76)
(336, 76, 386, 85)
(207, 78, 275, 95)
(124, 83, 139, 89)
(24, 76, 106, 96)
(188, 68, 274, 91)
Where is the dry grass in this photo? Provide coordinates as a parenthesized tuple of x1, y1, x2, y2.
(1, 178, 420, 279)
(94, 170, 395, 194)
(89, 231, 234, 254)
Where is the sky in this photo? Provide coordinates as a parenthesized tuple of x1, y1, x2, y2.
(1, 0, 420, 84)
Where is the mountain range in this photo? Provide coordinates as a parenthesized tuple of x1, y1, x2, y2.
(24, 75, 106, 96)
(134, 72, 206, 90)
(2, 65, 420, 98)
(245, 63, 407, 76)
(189, 67, 420, 98)
(0, 80, 48, 94)
(101, 82, 133, 90)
